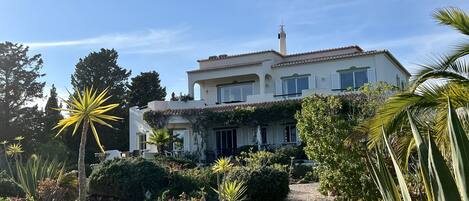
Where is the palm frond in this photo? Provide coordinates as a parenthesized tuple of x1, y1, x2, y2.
(53, 87, 121, 153)
(433, 7, 469, 36)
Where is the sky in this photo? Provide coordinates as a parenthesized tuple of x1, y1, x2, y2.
(1, 0, 469, 106)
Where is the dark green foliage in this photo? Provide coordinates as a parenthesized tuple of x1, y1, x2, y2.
(226, 166, 289, 201)
(296, 95, 379, 200)
(168, 168, 217, 199)
(65, 48, 131, 162)
(0, 170, 24, 197)
(37, 85, 69, 159)
(43, 85, 62, 136)
(87, 158, 168, 201)
(291, 164, 313, 180)
(0, 42, 45, 153)
(154, 155, 197, 171)
(128, 71, 166, 107)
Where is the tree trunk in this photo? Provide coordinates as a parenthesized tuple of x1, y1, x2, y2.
(78, 121, 89, 201)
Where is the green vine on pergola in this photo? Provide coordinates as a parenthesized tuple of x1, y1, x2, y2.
(141, 93, 377, 159)
(143, 100, 302, 130)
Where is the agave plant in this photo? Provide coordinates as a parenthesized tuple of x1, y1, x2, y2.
(11, 155, 66, 199)
(367, 99, 469, 201)
(214, 180, 247, 201)
(54, 87, 121, 201)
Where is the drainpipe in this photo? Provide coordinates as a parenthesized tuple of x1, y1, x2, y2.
(256, 125, 262, 151)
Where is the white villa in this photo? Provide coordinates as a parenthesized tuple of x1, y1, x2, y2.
(129, 26, 410, 160)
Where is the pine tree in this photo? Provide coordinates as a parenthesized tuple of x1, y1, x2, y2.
(0, 42, 45, 140)
(44, 84, 62, 136)
(128, 71, 166, 107)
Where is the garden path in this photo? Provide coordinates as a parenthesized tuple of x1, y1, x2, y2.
(287, 183, 334, 201)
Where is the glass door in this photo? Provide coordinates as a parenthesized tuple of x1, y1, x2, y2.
(215, 129, 237, 156)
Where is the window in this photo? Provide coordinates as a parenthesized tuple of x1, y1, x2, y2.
(282, 76, 309, 97)
(217, 82, 253, 103)
(261, 127, 267, 145)
(284, 125, 297, 143)
(340, 70, 368, 89)
(138, 134, 146, 150)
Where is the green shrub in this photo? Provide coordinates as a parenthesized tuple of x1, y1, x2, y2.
(296, 95, 379, 200)
(0, 171, 24, 198)
(236, 150, 276, 167)
(271, 146, 307, 165)
(88, 158, 168, 201)
(291, 164, 313, 180)
(154, 155, 196, 171)
(226, 166, 289, 201)
(168, 168, 216, 200)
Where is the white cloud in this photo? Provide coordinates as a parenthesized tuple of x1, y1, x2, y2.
(25, 27, 193, 54)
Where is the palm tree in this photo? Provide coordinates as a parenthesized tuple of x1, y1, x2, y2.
(54, 87, 121, 201)
(146, 128, 172, 153)
(367, 7, 469, 160)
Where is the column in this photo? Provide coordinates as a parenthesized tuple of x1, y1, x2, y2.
(188, 81, 194, 98)
(256, 125, 262, 150)
(259, 74, 265, 95)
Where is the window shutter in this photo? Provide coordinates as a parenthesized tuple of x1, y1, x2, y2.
(331, 73, 340, 90)
(367, 68, 376, 83)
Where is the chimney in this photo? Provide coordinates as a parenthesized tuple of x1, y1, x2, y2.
(278, 24, 287, 55)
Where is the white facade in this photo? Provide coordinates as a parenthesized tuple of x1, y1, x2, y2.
(129, 29, 410, 160)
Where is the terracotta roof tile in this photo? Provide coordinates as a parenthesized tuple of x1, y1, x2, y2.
(272, 50, 411, 76)
(283, 45, 363, 58)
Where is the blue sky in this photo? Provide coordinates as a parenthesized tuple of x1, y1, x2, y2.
(1, 0, 468, 104)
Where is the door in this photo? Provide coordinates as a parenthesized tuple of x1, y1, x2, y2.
(215, 129, 237, 156)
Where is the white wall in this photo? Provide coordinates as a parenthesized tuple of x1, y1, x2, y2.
(189, 52, 410, 105)
(129, 107, 152, 152)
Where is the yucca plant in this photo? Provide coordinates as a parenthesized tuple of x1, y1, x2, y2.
(54, 87, 121, 201)
(6, 143, 24, 157)
(214, 180, 247, 201)
(212, 157, 234, 200)
(367, 99, 469, 201)
(212, 157, 233, 175)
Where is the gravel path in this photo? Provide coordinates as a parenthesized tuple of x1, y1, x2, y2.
(287, 183, 334, 201)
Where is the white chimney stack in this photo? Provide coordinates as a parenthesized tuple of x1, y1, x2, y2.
(278, 24, 287, 55)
